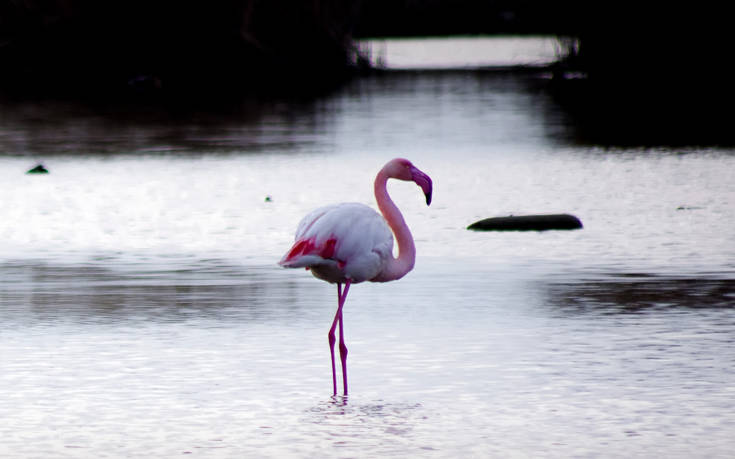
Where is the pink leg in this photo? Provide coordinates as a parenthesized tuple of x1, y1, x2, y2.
(328, 284, 342, 396)
(327, 281, 351, 396)
(338, 281, 350, 395)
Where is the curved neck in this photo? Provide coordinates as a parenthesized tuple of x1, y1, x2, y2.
(373, 169, 415, 282)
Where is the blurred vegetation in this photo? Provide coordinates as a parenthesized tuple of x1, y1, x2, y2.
(0, 0, 582, 100)
(1, 1, 733, 144)
(550, 2, 734, 144)
(0, 0, 359, 100)
(352, 0, 572, 37)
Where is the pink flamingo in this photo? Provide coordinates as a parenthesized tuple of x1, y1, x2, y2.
(279, 158, 433, 396)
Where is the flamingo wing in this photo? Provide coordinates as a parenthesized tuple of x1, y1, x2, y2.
(279, 203, 394, 283)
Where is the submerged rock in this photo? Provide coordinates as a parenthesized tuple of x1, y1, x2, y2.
(468, 213, 583, 232)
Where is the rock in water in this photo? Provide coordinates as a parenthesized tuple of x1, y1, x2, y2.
(467, 214, 583, 231)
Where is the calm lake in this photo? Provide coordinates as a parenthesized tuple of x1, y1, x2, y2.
(1, 37, 734, 458)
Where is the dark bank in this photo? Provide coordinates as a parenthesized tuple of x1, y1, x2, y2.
(2, 1, 733, 144)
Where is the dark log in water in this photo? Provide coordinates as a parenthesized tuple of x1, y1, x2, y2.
(467, 214, 582, 231)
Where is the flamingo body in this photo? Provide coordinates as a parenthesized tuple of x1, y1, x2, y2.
(279, 158, 432, 395)
(279, 202, 394, 284)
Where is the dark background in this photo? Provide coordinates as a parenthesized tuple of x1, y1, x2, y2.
(1, 0, 732, 144)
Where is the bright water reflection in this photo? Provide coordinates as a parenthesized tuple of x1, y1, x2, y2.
(1, 69, 735, 458)
(358, 36, 561, 69)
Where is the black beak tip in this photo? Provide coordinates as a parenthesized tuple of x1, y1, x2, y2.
(425, 192, 432, 206)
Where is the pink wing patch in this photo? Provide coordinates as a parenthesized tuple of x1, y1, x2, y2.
(282, 236, 339, 264)
(320, 238, 337, 259)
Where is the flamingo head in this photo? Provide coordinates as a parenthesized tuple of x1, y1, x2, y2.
(386, 158, 433, 206)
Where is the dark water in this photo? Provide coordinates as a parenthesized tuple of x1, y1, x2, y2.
(2, 58, 735, 456)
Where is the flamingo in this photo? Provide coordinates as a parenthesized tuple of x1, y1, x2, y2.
(278, 158, 433, 396)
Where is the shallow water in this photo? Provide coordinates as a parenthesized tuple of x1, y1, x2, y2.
(2, 65, 735, 457)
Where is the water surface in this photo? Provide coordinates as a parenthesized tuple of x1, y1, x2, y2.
(1, 56, 735, 457)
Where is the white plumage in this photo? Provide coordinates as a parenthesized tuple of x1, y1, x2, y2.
(279, 202, 394, 284)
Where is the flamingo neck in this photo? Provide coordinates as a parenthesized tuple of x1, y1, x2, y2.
(372, 169, 416, 282)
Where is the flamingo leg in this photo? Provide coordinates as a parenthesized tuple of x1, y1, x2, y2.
(327, 281, 351, 396)
(338, 281, 351, 395)
(328, 283, 342, 395)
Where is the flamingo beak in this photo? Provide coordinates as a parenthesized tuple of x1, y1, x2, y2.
(410, 166, 433, 206)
